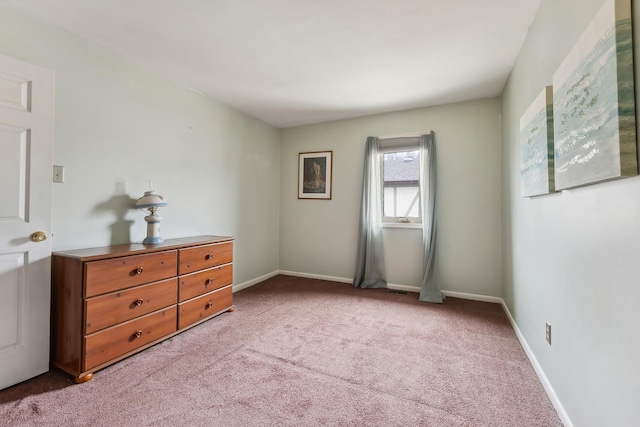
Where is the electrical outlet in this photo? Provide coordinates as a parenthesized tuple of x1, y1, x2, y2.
(53, 165, 65, 183)
(545, 322, 552, 345)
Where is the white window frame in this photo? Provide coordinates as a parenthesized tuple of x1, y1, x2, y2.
(379, 136, 422, 226)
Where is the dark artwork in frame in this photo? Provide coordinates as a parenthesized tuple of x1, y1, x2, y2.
(298, 151, 332, 199)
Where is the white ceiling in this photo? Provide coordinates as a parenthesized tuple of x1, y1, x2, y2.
(2, 0, 540, 128)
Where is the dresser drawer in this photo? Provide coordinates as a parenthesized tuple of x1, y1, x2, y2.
(178, 285, 232, 329)
(85, 278, 178, 334)
(178, 242, 232, 275)
(179, 264, 232, 302)
(51, 236, 234, 382)
(85, 250, 177, 297)
(84, 307, 177, 370)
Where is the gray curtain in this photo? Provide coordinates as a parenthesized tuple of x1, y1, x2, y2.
(419, 132, 444, 303)
(353, 136, 387, 289)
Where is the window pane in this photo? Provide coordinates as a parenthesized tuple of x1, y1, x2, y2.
(383, 150, 420, 219)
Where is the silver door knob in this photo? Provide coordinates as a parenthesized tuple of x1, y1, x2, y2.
(31, 231, 48, 242)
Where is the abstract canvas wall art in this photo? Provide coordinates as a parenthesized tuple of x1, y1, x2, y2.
(553, 0, 637, 190)
(520, 86, 555, 197)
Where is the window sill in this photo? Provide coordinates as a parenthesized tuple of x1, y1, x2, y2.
(382, 222, 423, 229)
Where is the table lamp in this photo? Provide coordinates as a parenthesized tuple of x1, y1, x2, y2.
(135, 184, 168, 244)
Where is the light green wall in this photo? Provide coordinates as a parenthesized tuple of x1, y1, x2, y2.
(8, 4, 636, 424)
(502, 0, 640, 425)
(0, 6, 281, 285)
(280, 99, 503, 296)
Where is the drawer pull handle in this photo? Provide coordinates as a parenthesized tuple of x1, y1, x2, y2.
(205, 301, 213, 310)
(134, 330, 143, 339)
(135, 267, 144, 275)
(205, 254, 213, 260)
(134, 299, 144, 306)
(205, 278, 213, 285)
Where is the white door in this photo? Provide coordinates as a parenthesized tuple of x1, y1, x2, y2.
(0, 54, 55, 389)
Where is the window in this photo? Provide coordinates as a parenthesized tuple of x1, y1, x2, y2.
(376, 134, 423, 225)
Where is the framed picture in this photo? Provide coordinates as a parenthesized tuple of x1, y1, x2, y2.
(298, 151, 333, 199)
(520, 86, 555, 197)
(552, 0, 637, 190)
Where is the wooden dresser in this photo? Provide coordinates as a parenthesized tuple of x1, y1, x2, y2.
(51, 235, 234, 383)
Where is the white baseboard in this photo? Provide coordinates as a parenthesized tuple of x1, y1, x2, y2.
(500, 301, 573, 427)
(387, 283, 420, 293)
(278, 270, 352, 284)
(442, 290, 502, 303)
(277, 271, 503, 303)
(385, 285, 504, 304)
(232, 270, 280, 293)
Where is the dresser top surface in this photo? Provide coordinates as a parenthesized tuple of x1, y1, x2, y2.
(53, 235, 234, 261)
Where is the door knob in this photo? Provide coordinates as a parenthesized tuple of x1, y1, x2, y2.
(31, 231, 48, 242)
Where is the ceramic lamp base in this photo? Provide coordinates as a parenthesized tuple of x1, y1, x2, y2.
(143, 214, 163, 245)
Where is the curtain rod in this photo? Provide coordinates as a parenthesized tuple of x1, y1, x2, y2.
(377, 130, 433, 140)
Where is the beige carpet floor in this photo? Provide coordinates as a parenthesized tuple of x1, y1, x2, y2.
(0, 275, 562, 426)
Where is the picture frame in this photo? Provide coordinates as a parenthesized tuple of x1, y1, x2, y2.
(552, 0, 637, 190)
(520, 85, 555, 197)
(298, 151, 333, 199)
